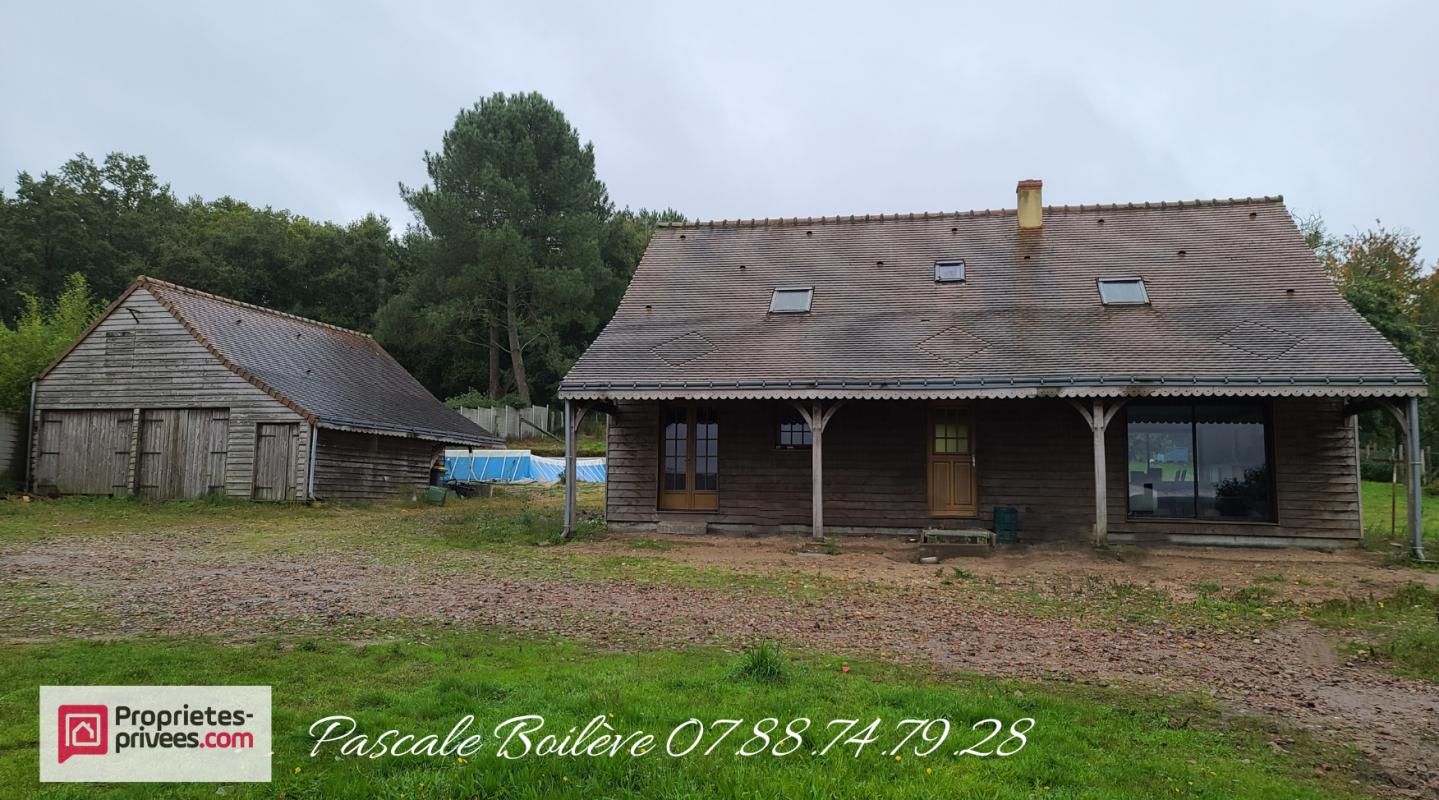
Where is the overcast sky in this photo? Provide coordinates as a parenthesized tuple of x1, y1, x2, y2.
(2, 1, 1436, 256)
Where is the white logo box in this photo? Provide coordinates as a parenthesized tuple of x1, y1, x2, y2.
(40, 686, 271, 782)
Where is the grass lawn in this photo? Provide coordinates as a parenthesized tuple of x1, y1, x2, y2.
(1359, 479, 1439, 554)
(0, 632, 1369, 800)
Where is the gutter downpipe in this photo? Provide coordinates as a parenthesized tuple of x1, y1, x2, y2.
(1408, 397, 1427, 561)
(306, 422, 318, 502)
(23, 381, 36, 494)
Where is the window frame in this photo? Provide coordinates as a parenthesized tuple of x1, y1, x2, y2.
(774, 404, 812, 449)
(1124, 400, 1278, 524)
(769, 287, 813, 314)
(657, 403, 719, 511)
(934, 260, 967, 283)
(1097, 278, 1150, 306)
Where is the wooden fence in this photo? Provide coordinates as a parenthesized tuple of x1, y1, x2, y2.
(1361, 444, 1431, 536)
(454, 404, 608, 443)
(456, 405, 552, 441)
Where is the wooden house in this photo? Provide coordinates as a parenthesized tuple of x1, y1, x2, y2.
(557, 181, 1428, 556)
(29, 277, 499, 501)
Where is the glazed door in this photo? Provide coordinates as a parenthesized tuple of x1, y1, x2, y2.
(658, 405, 719, 511)
(928, 405, 977, 517)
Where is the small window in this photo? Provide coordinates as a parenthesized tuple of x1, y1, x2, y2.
(934, 260, 966, 283)
(1098, 278, 1149, 305)
(769, 287, 813, 314)
(776, 406, 812, 449)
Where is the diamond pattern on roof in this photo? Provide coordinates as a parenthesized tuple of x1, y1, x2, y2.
(918, 325, 990, 364)
(653, 331, 717, 367)
(1219, 321, 1302, 360)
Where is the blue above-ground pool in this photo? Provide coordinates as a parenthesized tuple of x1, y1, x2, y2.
(444, 449, 606, 484)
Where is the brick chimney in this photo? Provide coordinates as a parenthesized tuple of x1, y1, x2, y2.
(1017, 179, 1043, 230)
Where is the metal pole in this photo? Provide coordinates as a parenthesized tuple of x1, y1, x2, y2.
(562, 399, 576, 538)
(1407, 396, 1426, 561)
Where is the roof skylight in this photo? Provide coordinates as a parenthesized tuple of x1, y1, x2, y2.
(1098, 278, 1149, 306)
(769, 287, 813, 314)
(934, 260, 966, 283)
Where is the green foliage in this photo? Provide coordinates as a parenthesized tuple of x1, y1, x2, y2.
(442, 388, 526, 409)
(1314, 582, 1439, 681)
(0, 274, 100, 412)
(1303, 215, 1437, 455)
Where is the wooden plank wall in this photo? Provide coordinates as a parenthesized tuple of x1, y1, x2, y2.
(605, 397, 1361, 544)
(0, 412, 19, 491)
(33, 288, 309, 500)
(312, 429, 441, 501)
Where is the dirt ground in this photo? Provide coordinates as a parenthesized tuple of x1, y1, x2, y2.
(3, 530, 1437, 796)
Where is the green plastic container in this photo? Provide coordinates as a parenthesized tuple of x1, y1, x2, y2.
(424, 485, 448, 506)
(993, 506, 1019, 544)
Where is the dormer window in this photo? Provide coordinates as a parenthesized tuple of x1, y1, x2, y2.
(934, 260, 966, 283)
(1098, 278, 1149, 306)
(769, 287, 813, 314)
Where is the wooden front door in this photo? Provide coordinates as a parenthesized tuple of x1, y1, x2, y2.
(251, 422, 298, 501)
(928, 404, 977, 517)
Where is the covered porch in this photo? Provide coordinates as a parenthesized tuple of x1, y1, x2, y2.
(560, 393, 1425, 554)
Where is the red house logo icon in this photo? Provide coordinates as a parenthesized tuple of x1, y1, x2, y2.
(58, 705, 108, 763)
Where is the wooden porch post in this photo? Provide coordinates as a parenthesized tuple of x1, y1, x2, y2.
(1069, 398, 1125, 547)
(793, 400, 846, 540)
(563, 399, 576, 538)
(1407, 396, 1427, 561)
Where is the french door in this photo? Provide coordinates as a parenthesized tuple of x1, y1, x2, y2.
(658, 404, 719, 511)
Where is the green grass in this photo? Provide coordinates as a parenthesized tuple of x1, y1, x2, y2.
(1312, 582, 1439, 682)
(1359, 480, 1439, 555)
(0, 632, 1369, 799)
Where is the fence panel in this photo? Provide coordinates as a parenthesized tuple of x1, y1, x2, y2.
(456, 405, 552, 441)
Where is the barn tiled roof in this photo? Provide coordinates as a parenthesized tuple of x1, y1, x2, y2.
(140, 279, 501, 447)
(560, 196, 1426, 400)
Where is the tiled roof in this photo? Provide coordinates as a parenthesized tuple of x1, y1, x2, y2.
(560, 197, 1426, 400)
(141, 278, 501, 446)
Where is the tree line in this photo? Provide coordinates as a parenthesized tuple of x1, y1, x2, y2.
(0, 92, 680, 413)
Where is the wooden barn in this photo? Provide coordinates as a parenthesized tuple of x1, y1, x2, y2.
(557, 181, 1428, 555)
(29, 277, 499, 501)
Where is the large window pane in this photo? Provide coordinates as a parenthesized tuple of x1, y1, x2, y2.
(1126, 403, 1273, 522)
(1126, 405, 1196, 518)
(1195, 405, 1271, 521)
(663, 407, 687, 491)
(695, 407, 718, 491)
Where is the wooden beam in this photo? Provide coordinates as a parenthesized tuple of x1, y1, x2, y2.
(1070, 398, 1124, 547)
(791, 400, 844, 541)
(562, 399, 576, 538)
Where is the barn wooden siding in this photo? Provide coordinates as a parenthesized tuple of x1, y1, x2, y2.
(605, 397, 1361, 545)
(312, 429, 442, 501)
(0, 412, 20, 491)
(32, 288, 310, 500)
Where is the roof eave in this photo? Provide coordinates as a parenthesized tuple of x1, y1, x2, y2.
(558, 375, 1427, 402)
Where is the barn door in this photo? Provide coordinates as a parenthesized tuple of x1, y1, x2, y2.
(136, 409, 229, 499)
(251, 423, 298, 501)
(33, 410, 132, 496)
(928, 404, 977, 517)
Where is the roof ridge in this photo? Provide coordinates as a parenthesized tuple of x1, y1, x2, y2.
(136, 276, 375, 339)
(656, 195, 1286, 230)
